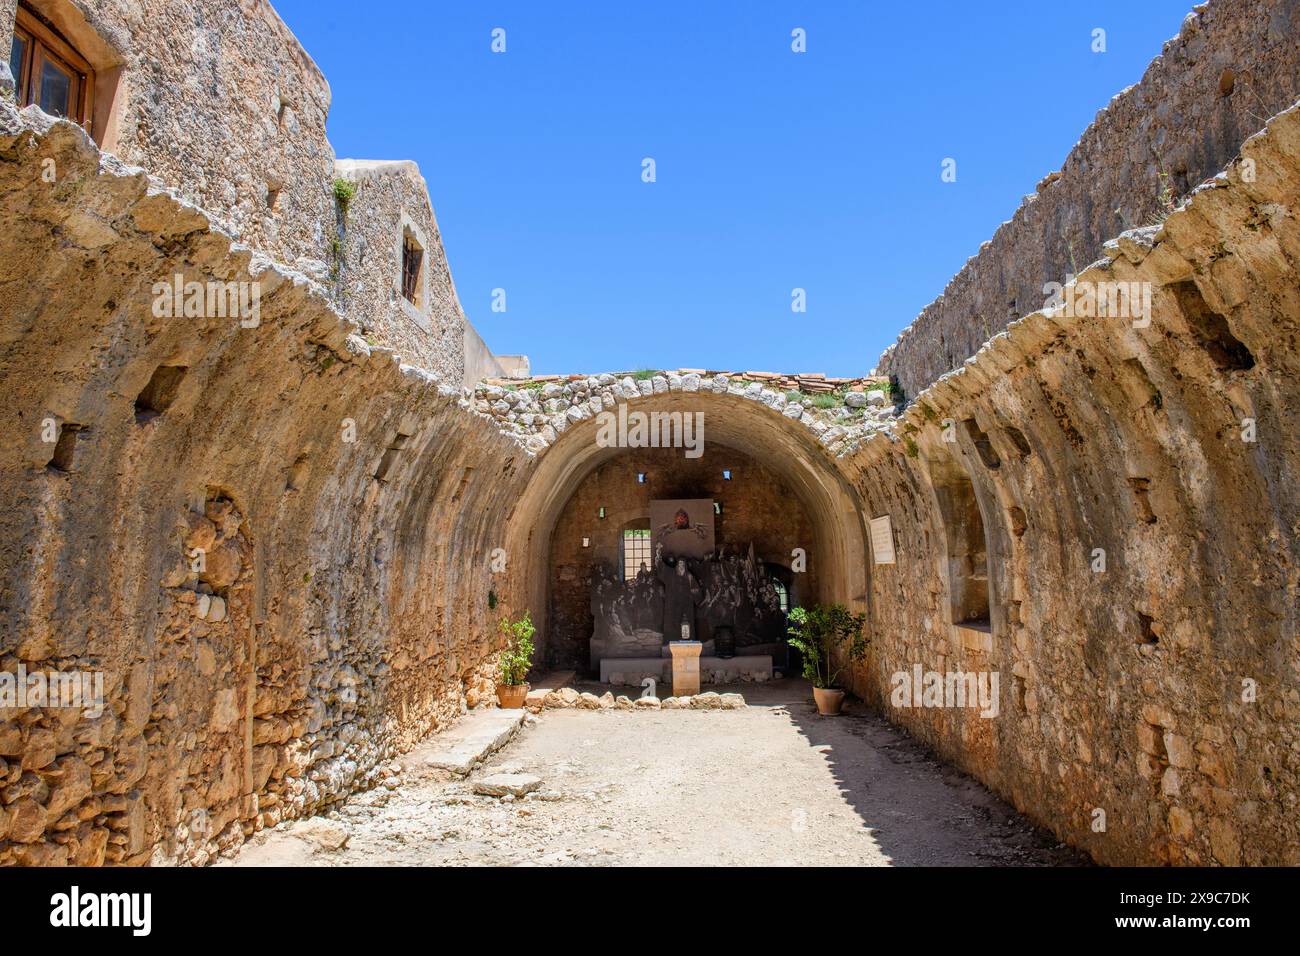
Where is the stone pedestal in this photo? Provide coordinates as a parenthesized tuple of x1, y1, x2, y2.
(668, 641, 702, 697)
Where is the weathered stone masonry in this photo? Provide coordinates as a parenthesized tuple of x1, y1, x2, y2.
(881, 0, 1300, 398)
(1, 0, 1298, 869)
(0, 105, 530, 864)
(498, 103, 1300, 865)
(1, 0, 337, 274)
(0, 0, 494, 387)
(845, 104, 1300, 865)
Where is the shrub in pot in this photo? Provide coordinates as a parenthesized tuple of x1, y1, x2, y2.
(496, 611, 535, 708)
(786, 603, 868, 715)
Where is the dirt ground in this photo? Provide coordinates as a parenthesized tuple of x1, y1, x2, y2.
(231, 681, 1084, 867)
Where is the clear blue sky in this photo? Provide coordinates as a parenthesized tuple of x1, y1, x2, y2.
(275, 0, 1194, 377)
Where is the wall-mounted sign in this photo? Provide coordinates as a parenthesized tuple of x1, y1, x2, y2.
(869, 515, 896, 565)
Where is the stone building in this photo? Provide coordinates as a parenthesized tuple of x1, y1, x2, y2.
(0, 0, 1297, 867)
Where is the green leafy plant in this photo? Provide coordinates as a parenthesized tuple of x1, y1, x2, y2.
(786, 604, 868, 689)
(632, 368, 660, 381)
(332, 178, 358, 226)
(332, 177, 357, 206)
(497, 611, 535, 686)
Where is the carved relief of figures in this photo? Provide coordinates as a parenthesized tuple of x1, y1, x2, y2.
(589, 541, 787, 669)
(657, 555, 703, 640)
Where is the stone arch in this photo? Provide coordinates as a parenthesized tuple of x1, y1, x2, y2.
(503, 390, 870, 665)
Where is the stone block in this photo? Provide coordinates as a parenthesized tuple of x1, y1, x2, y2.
(669, 641, 702, 697)
(474, 773, 541, 798)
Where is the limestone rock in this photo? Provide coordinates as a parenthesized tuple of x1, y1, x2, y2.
(294, 819, 350, 851)
(7, 798, 47, 844)
(474, 773, 542, 798)
(40, 756, 92, 820)
(544, 688, 580, 709)
(690, 692, 723, 710)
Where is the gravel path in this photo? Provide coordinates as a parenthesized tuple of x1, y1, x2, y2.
(231, 683, 1083, 867)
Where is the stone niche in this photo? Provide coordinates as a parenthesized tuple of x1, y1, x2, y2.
(546, 445, 816, 673)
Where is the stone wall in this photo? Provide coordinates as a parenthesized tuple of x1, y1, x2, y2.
(464, 320, 509, 385)
(1, 0, 503, 384)
(333, 160, 469, 384)
(3, 0, 1298, 871)
(469, 372, 898, 459)
(547, 446, 817, 670)
(0, 107, 528, 864)
(3, 0, 337, 277)
(842, 101, 1300, 865)
(880, 0, 1300, 399)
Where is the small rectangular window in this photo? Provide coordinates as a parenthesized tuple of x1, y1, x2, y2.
(12, 7, 94, 134)
(401, 236, 423, 304)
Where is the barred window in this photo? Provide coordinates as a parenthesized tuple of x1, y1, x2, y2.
(401, 235, 423, 304)
(622, 528, 651, 581)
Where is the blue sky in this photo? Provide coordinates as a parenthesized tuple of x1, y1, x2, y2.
(275, 0, 1194, 377)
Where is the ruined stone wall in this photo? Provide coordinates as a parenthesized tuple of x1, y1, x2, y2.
(880, 0, 1300, 399)
(0, 108, 528, 865)
(332, 160, 468, 385)
(3, 0, 337, 277)
(842, 102, 1300, 865)
(547, 447, 816, 670)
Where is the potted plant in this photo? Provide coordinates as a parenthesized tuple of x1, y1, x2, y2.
(495, 610, 535, 708)
(786, 603, 868, 715)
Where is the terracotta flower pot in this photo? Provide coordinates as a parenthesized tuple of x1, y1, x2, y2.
(496, 683, 529, 709)
(813, 686, 845, 716)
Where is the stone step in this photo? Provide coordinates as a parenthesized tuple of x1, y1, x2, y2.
(405, 708, 526, 780)
(599, 655, 772, 686)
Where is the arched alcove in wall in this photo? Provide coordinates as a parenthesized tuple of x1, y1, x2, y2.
(930, 461, 992, 628)
(502, 391, 871, 669)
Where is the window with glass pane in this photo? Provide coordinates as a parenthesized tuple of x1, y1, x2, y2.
(12, 6, 94, 136)
(622, 529, 651, 581)
(39, 56, 73, 116)
(10, 34, 28, 100)
(773, 579, 788, 613)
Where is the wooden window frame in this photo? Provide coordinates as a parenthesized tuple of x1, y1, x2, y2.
(11, 5, 95, 130)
